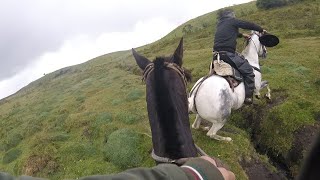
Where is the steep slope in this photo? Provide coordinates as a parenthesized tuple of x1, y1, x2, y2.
(1, 1, 319, 179)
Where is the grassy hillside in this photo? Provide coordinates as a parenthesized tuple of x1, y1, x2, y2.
(1, 1, 319, 179)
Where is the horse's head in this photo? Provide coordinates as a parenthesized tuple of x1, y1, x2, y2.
(251, 31, 267, 58)
(245, 31, 267, 59)
(132, 38, 198, 161)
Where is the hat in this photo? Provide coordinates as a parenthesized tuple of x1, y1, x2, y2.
(259, 33, 279, 47)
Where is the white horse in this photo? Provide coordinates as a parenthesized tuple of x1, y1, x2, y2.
(188, 31, 271, 141)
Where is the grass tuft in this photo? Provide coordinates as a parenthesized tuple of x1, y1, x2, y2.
(126, 89, 144, 101)
(115, 112, 141, 125)
(2, 148, 22, 164)
(103, 129, 143, 169)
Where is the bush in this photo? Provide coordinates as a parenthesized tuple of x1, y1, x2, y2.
(2, 148, 22, 164)
(126, 89, 144, 101)
(256, 0, 288, 9)
(3, 133, 23, 151)
(61, 142, 96, 162)
(111, 99, 123, 106)
(103, 129, 143, 169)
(95, 112, 113, 125)
(115, 112, 140, 124)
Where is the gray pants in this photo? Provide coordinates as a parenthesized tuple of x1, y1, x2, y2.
(214, 52, 255, 98)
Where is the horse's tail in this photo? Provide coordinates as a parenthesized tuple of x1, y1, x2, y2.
(153, 57, 181, 158)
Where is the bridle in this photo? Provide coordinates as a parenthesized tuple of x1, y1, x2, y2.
(142, 61, 188, 89)
(245, 32, 267, 73)
(248, 32, 267, 58)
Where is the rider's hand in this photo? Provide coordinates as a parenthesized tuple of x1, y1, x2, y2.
(242, 33, 250, 39)
(200, 156, 236, 180)
(262, 29, 267, 34)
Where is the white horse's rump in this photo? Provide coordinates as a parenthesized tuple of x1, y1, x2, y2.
(189, 31, 271, 141)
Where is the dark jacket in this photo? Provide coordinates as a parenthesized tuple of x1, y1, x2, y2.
(0, 158, 224, 180)
(213, 17, 263, 53)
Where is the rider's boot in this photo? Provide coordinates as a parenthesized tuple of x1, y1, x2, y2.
(244, 97, 253, 105)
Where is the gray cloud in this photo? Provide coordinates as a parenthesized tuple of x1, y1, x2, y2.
(0, 0, 187, 81)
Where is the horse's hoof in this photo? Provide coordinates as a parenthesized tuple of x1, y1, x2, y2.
(265, 94, 271, 100)
(201, 126, 210, 131)
(210, 134, 232, 142)
(192, 124, 199, 129)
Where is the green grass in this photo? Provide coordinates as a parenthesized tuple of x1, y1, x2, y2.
(103, 129, 144, 169)
(0, 1, 319, 179)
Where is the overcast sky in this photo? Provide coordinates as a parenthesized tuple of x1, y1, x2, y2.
(0, 0, 253, 99)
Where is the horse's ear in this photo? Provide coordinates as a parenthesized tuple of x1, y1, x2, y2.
(172, 38, 183, 67)
(132, 48, 151, 70)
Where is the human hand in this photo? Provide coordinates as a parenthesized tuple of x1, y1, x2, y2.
(242, 33, 250, 39)
(200, 156, 235, 180)
(262, 29, 267, 34)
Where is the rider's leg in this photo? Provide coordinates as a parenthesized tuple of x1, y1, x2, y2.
(226, 53, 255, 104)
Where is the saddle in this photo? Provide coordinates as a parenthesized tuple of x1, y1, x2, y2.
(209, 53, 243, 91)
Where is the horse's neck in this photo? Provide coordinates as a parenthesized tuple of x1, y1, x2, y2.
(242, 40, 259, 67)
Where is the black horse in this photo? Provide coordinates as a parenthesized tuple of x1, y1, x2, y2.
(132, 38, 198, 163)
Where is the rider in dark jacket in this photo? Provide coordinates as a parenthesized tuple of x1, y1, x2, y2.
(213, 9, 266, 104)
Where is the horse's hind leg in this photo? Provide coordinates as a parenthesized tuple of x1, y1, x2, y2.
(192, 114, 202, 129)
(207, 121, 232, 142)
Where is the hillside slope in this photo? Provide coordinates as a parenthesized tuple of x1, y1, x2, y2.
(1, 1, 319, 179)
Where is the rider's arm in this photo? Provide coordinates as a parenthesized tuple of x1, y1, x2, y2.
(0, 157, 228, 180)
(80, 157, 225, 180)
(233, 18, 264, 32)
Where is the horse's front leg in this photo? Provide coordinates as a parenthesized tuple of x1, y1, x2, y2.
(265, 84, 271, 99)
(259, 80, 271, 100)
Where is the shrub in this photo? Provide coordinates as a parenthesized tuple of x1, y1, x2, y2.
(2, 148, 22, 164)
(4, 133, 23, 151)
(95, 112, 113, 125)
(126, 89, 144, 101)
(315, 79, 320, 88)
(293, 66, 310, 75)
(50, 133, 70, 142)
(115, 112, 140, 125)
(103, 129, 143, 169)
(61, 143, 96, 162)
(111, 99, 123, 105)
(256, 0, 288, 9)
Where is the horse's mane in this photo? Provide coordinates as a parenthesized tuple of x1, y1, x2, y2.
(153, 57, 182, 158)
